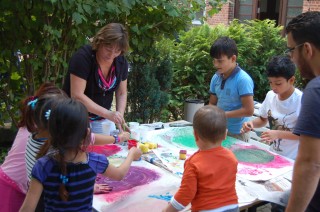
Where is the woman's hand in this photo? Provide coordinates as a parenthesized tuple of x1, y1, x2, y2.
(107, 111, 124, 125)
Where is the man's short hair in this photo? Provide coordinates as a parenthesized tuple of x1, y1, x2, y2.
(286, 11, 320, 50)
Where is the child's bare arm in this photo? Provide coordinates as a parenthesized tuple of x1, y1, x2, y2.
(226, 95, 254, 118)
(19, 179, 43, 212)
(261, 130, 299, 143)
(102, 147, 141, 180)
(93, 132, 130, 145)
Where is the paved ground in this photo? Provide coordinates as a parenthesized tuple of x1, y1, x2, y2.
(256, 203, 272, 212)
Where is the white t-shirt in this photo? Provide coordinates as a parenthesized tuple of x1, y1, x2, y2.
(258, 88, 302, 160)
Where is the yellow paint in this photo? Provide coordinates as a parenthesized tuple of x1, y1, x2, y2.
(145, 142, 158, 149)
(139, 143, 149, 154)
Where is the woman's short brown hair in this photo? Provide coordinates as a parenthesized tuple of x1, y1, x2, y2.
(91, 23, 129, 54)
(193, 105, 227, 143)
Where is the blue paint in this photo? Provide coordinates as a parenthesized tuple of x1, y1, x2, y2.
(148, 192, 173, 202)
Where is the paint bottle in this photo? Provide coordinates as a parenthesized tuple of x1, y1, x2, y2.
(139, 143, 149, 154)
(179, 150, 187, 160)
(128, 139, 138, 150)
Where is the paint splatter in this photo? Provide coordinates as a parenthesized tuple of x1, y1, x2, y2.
(231, 144, 292, 168)
(237, 167, 265, 175)
(149, 192, 173, 201)
(160, 127, 237, 149)
(87, 144, 121, 156)
(221, 137, 237, 149)
(95, 166, 160, 202)
(233, 148, 274, 163)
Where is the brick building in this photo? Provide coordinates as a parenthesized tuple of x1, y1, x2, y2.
(205, 0, 320, 27)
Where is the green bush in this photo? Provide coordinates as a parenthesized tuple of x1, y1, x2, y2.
(157, 20, 289, 120)
(127, 56, 173, 123)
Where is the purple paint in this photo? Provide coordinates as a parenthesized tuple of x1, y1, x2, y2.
(95, 166, 161, 202)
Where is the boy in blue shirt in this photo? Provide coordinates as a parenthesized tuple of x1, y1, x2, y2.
(209, 36, 254, 141)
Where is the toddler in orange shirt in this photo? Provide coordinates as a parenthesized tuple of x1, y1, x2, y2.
(163, 105, 239, 212)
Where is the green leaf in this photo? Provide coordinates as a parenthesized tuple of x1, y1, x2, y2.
(10, 72, 21, 80)
(72, 12, 83, 24)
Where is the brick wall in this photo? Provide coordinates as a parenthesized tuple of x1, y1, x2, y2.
(206, 0, 320, 27)
(303, 0, 320, 12)
(206, 1, 235, 26)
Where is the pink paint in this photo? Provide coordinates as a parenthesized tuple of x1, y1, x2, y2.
(87, 144, 121, 156)
(237, 167, 264, 175)
(95, 166, 160, 202)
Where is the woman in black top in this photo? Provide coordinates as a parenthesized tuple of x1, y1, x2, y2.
(63, 23, 130, 132)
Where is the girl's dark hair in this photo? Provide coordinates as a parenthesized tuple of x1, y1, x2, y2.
(265, 56, 296, 80)
(48, 98, 90, 201)
(20, 82, 65, 128)
(193, 105, 227, 142)
(210, 36, 238, 59)
(36, 96, 68, 160)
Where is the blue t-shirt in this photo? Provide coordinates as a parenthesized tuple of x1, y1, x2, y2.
(32, 152, 109, 211)
(210, 66, 254, 134)
(293, 76, 320, 211)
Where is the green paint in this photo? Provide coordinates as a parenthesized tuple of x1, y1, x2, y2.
(172, 134, 197, 148)
(221, 137, 237, 149)
(233, 149, 274, 163)
(166, 127, 237, 149)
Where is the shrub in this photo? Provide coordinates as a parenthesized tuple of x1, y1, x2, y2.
(157, 20, 288, 120)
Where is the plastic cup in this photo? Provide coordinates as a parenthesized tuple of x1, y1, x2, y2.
(129, 122, 140, 130)
(101, 122, 111, 135)
(130, 129, 140, 140)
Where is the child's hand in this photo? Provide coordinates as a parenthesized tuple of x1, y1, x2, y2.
(241, 121, 253, 133)
(260, 130, 279, 144)
(128, 147, 142, 161)
(118, 132, 130, 143)
(93, 183, 113, 194)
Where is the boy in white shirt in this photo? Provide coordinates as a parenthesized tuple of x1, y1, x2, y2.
(241, 56, 302, 160)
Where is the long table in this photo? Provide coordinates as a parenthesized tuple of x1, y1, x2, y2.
(92, 122, 293, 211)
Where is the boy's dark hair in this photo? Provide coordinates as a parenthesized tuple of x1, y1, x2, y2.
(48, 98, 91, 201)
(210, 36, 238, 59)
(265, 56, 296, 80)
(286, 11, 320, 50)
(193, 105, 227, 142)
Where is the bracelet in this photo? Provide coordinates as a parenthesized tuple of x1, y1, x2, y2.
(113, 135, 119, 144)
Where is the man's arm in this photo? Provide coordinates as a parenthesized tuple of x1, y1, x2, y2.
(286, 135, 320, 211)
(225, 95, 254, 118)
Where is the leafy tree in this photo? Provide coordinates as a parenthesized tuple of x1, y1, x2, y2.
(0, 0, 226, 126)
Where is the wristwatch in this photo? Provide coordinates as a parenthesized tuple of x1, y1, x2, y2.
(113, 135, 119, 144)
